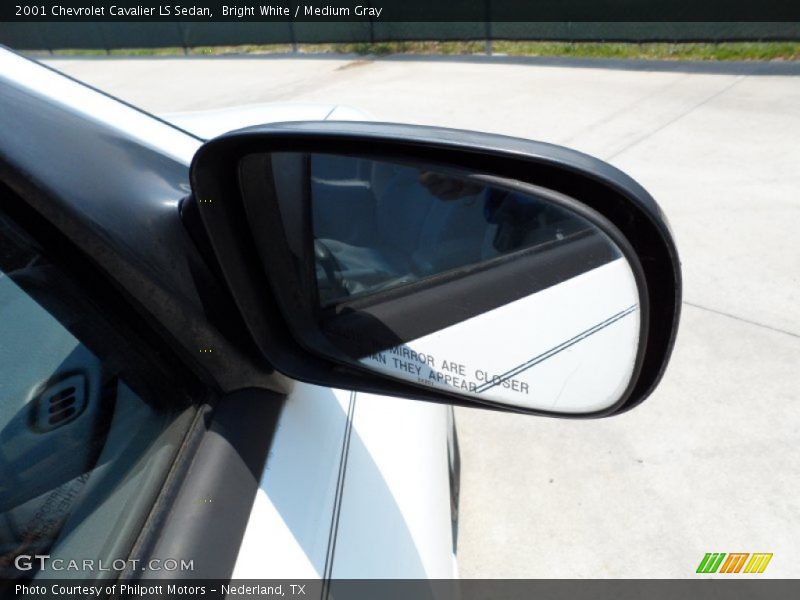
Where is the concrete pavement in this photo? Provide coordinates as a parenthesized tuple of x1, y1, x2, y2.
(43, 54, 800, 577)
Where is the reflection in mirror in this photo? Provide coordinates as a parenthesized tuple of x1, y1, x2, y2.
(260, 153, 642, 414)
(310, 155, 594, 306)
(359, 261, 639, 413)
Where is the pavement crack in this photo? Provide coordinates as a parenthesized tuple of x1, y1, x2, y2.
(335, 59, 374, 71)
(557, 73, 692, 147)
(684, 301, 800, 339)
(604, 72, 752, 161)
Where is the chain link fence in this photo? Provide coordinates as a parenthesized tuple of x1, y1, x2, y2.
(2, 22, 799, 52)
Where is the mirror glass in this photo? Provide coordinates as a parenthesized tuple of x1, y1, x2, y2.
(256, 152, 643, 414)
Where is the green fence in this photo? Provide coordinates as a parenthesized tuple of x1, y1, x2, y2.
(2, 22, 800, 51)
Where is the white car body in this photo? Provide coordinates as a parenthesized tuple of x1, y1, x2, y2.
(163, 100, 458, 580)
(1, 48, 457, 579)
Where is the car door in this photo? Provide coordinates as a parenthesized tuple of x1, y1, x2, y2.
(0, 47, 457, 581)
(231, 385, 456, 578)
(161, 93, 459, 580)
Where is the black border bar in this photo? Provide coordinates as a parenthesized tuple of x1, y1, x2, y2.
(4, 1, 800, 22)
(5, 579, 799, 600)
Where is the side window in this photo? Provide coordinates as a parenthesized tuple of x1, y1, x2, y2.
(0, 204, 194, 580)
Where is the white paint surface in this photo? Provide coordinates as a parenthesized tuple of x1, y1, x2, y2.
(331, 393, 455, 578)
(232, 384, 351, 578)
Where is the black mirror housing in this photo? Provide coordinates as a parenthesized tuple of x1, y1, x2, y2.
(190, 122, 681, 418)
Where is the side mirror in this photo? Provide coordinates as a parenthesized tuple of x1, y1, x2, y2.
(190, 122, 681, 417)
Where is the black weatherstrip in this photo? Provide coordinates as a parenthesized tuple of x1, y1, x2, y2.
(475, 305, 639, 393)
(138, 389, 284, 580)
(322, 391, 357, 591)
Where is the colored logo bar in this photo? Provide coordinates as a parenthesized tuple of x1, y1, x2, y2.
(697, 553, 773, 574)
